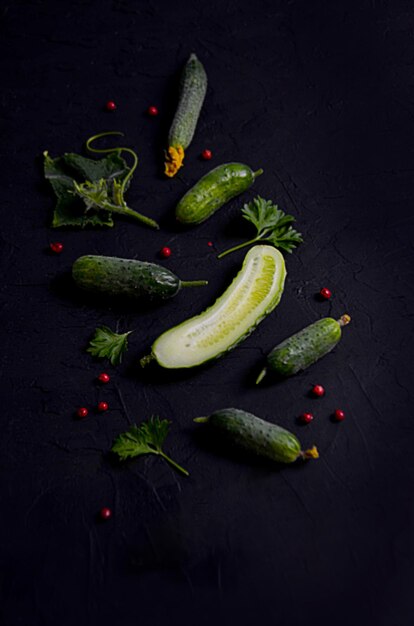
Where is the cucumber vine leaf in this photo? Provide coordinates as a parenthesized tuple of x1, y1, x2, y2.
(43, 132, 159, 229)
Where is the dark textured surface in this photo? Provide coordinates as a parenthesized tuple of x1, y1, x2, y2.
(1, 1, 414, 625)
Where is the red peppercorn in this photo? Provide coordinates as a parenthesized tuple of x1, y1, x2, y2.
(50, 242, 63, 254)
(160, 246, 171, 258)
(311, 384, 325, 397)
(147, 105, 158, 116)
(299, 412, 314, 424)
(207, 241, 213, 247)
(77, 407, 88, 418)
(98, 372, 110, 384)
(333, 409, 345, 422)
(319, 287, 332, 300)
(105, 100, 117, 111)
(98, 401, 108, 412)
(201, 149, 212, 160)
(100, 507, 112, 520)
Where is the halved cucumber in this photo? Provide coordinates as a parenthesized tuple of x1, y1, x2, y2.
(141, 245, 286, 369)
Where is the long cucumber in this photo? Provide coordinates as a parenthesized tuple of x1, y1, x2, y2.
(165, 53, 207, 177)
(72, 255, 208, 301)
(141, 245, 286, 369)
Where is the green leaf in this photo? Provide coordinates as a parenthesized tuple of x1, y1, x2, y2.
(112, 417, 170, 459)
(87, 326, 132, 365)
(218, 196, 303, 259)
(267, 226, 304, 253)
(111, 417, 189, 476)
(43, 151, 129, 228)
(63, 151, 130, 186)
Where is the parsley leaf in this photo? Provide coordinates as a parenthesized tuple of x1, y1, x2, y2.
(87, 326, 132, 365)
(217, 196, 303, 259)
(111, 417, 189, 476)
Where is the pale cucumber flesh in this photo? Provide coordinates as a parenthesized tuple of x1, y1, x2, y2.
(152, 245, 286, 368)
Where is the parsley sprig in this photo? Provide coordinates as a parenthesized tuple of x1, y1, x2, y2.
(217, 196, 303, 259)
(111, 417, 189, 476)
(87, 326, 132, 365)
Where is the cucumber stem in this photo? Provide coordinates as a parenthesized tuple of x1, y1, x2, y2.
(193, 417, 209, 423)
(180, 280, 209, 288)
(217, 236, 259, 259)
(255, 367, 267, 385)
(140, 353, 155, 368)
(253, 168, 264, 179)
(159, 451, 189, 476)
(338, 314, 351, 327)
(106, 203, 160, 229)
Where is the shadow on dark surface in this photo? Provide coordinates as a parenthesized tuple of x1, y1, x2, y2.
(130, 352, 220, 385)
(220, 207, 255, 242)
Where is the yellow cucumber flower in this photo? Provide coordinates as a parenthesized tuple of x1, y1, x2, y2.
(164, 145, 185, 177)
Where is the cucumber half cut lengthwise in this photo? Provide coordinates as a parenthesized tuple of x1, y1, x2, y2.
(141, 245, 286, 369)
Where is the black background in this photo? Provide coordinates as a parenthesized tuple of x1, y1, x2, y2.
(1, 1, 414, 625)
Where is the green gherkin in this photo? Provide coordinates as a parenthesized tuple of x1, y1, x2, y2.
(256, 314, 351, 383)
(165, 53, 207, 177)
(72, 255, 207, 302)
(175, 162, 263, 225)
(195, 408, 319, 464)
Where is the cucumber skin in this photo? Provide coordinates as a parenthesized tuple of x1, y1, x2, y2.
(176, 163, 259, 225)
(266, 317, 342, 376)
(168, 53, 207, 150)
(72, 255, 181, 301)
(206, 408, 302, 464)
(150, 246, 286, 369)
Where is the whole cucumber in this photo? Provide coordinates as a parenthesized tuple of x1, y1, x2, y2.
(72, 255, 207, 301)
(194, 408, 318, 464)
(165, 53, 207, 177)
(256, 314, 351, 383)
(175, 162, 263, 225)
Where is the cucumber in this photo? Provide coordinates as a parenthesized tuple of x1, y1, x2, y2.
(175, 162, 263, 225)
(256, 314, 351, 383)
(72, 255, 208, 301)
(194, 408, 319, 463)
(140, 245, 286, 369)
(165, 53, 207, 177)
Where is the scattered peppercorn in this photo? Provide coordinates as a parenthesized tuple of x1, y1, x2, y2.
(319, 287, 332, 300)
(207, 241, 213, 247)
(311, 384, 325, 397)
(299, 412, 314, 424)
(98, 401, 109, 412)
(98, 372, 110, 384)
(77, 407, 88, 418)
(99, 507, 112, 520)
(160, 246, 171, 258)
(333, 409, 345, 422)
(148, 105, 158, 116)
(105, 101, 117, 111)
(50, 242, 63, 254)
(201, 149, 212, 160)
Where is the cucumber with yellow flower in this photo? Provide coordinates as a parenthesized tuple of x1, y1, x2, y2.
(164, 53, 207, 177)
